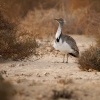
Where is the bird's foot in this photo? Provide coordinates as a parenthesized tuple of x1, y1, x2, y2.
(66, 61, 68, 63)
(61, 61, 65, 63)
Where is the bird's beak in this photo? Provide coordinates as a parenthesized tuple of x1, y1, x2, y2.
(54, 18, 57, 20)
(54, 19, 59, 23)
(54, 18, 58, 21)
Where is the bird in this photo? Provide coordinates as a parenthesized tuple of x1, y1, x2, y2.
(53, 18, 79, 63)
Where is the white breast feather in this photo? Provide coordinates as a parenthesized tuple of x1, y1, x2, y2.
(55, 25, 61, 39)
(53, 38, 74, 54)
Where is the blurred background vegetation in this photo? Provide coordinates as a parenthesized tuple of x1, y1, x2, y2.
(0, 0, 100, 60)
(0, 0, 100, 21)
(0, 0, 100, 35)
(0, 1, 100, 99)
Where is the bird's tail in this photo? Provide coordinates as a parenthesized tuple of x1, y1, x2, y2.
(69, 50, 79, 58)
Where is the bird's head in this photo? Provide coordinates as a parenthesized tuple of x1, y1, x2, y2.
(54, 18, 66, 25)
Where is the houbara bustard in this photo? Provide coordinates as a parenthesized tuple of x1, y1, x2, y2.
(53, 18, 79, 63)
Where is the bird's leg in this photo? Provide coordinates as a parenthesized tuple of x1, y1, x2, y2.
(62, 54, 65, 63)
(66, 54, 69, 63)
(55, 50, 58, 57)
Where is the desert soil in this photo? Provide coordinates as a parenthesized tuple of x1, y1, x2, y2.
(0, 35, 100, 100)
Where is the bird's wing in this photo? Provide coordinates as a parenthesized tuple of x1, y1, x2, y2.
(63, 35, 79, 52)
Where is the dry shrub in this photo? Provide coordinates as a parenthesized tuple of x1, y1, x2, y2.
(52, 89, 74, 100)
(0, 0, 100, 36)
(0, 75, 16, 100)
(5, 38, 37, 60)
(79, 46, 100, 71)
(18, 8, 89, 39)
(96, 33, 100, 47)
(97, 40, 100, 47)
(18, 5, 100, 39)
(57, 78, 73, 85)
(0, 0, 62, 22)
(17, 9, 59, 39)
(0, 13, 37, 60)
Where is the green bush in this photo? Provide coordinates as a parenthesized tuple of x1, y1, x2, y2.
(79, 46, 100, 71)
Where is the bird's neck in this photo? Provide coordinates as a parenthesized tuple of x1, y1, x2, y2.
(55, 24, 62, 39)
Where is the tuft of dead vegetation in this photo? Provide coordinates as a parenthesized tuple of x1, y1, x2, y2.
(0, 74, 16, 100)
(79, 46, 100, 71)
(96, 34, 100, 47)
(52, 89, 75, 100)
(1, 0, 100, 38)
(17, 5, 100, 39)
(57, 78, 73, 85)
(0, 0, 62, 22)
(0, 13, 37, 60)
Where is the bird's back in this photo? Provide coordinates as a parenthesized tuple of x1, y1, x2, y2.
(61, 34, 79, 57)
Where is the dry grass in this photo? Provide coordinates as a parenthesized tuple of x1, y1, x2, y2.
(17, 9, 59, 39)
(79, 46, 100, 71)
(96, 33, 100, 47)
(0, 13, 37, 60)
(0, 1, 100, 60)
(17, 4, 100, 39)
(0, 0, 62, 22)
(0, 75, 16, 100)
(57, 78, 73, 85)
(52, 89, 75, 100)
(1, 0, 100, 38)
(17, 8, 90, 39)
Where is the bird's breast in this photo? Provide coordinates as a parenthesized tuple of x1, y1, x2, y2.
(53, 38, 74, 53)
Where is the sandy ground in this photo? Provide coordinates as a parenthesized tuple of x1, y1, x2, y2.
(0, 35, 100, 100)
